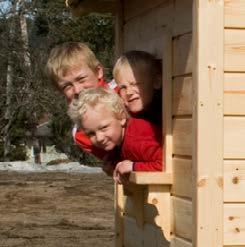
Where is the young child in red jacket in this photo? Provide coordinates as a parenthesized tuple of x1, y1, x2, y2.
(68, 87, 164, 184)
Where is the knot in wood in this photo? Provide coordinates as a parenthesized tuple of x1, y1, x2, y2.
(232, 177, 239, 184)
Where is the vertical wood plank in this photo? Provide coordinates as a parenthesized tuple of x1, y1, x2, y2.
(115, 0, 123, 58)
(123, 0, 170, 21)
(172, 118, 192, 156)
(146, 185, 171, 241)
(143, 223, 170, 247)
(173, 76, 193, 116)
(124, 216, 143, 247)
(173, 0, 193, 36)
(170, 237, 192, 247)
(192, 0, 224, 246)
(172, 158, 192, 198)
(115, 184, 124, 247)
(123, 3, 174, 59)
(172, 197, 192, 241)
(124, 184, 144, 228)
(115, 2, 124, 246)
(173, 33, 193, 76)
(163, 30, 173, 173)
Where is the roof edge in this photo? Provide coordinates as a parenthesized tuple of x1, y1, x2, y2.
(65, 0, 116, 17)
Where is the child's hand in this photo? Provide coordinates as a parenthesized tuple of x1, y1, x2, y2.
(113, 160, 133, 184)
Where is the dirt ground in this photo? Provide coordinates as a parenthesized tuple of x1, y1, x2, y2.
(0, 171, 114, 247)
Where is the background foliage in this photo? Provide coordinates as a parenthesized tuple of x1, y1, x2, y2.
(0, 0, 114, 163)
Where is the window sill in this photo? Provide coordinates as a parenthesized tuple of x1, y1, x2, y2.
(129, 172, 172, 185)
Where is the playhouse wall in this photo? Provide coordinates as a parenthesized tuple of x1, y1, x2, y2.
(223, 1, 245, 246)
(67, 0, 245, 246)
(121, 0, 193, 246)
(171, 1, 245, 246)
(170, 1, 192, 246)
(119, 0, 244, 246)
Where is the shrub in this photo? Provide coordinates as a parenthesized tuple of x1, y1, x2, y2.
(9, 145, 27, 161)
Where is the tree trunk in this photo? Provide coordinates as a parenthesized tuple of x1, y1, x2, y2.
(3, 61, 14, 160)
(19, 1, 40, 163)
(19, 1, 31, 68)
(3, 0, 17, 161)
(3, 0, 32, 161)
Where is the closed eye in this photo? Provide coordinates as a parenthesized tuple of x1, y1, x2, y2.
(100, 125, 108, 131)
(61, 83, 72, 91)
(76, 75, 87, 83)
(85, 130, 95, 137)
(118, 85, 127, 94)
(131, 81, 142, 86)
(119, 84, 126, 90)
(119, 85, 127, 90)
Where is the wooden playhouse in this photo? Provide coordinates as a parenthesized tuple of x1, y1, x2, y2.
(66, 0, 245, 246)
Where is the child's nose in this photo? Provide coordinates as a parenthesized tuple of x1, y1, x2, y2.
(126, 85, 134, 95)
(96, 132, 104, 143)
(73, 83, 83, 94)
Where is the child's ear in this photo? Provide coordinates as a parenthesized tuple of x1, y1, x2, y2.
(153, 74, 162, 90)
(120, 113, 127, 127)
(121, 118, 127, 127)
(97, 65, 104, 80)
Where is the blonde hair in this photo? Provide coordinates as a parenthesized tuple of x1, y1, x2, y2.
(68, 87, 128, 127)
(46, 42, 102, 88)
(113, 50, 161, 82)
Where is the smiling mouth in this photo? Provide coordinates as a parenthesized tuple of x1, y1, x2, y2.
(102, 143, 113, 150)
(128, 98, 138, 103)
(98, 141, 109, 148)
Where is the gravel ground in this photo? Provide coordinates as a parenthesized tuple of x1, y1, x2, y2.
(0, 171, 114, 247)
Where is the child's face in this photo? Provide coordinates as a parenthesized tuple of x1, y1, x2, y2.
(115, 65, 155, 114)
(57, 63, 103, 103)
(81, 104, 126, 151)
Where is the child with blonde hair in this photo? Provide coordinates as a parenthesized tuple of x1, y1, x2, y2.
(113, 50, 162, 126)
(68, 87, 163, 184)
(46, 42, 118, 162)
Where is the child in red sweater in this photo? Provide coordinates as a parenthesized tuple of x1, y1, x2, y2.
(68, 87, 163, 184)
(46, 42, 118, 160)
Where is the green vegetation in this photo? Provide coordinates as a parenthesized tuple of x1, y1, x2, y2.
(0, 0, 114, 163)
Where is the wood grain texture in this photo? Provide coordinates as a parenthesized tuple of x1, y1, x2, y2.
(225, 29, 245, 72)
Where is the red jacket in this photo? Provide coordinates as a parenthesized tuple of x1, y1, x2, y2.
(120, 118, 164, 171)
(73, 78, 119, 159)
